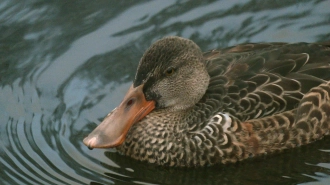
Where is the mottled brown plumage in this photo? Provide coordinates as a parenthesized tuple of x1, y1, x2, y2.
(84, 36, 330, 167)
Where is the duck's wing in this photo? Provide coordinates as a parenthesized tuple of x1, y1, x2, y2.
(203, 42, 330, 121)
(184, 43, 330, 165)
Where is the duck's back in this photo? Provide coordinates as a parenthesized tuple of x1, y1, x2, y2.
(199, 42, 330, 162)
(203, 42, 330, 121)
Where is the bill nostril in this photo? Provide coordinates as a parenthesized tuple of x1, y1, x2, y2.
(126, 98, 135, 107)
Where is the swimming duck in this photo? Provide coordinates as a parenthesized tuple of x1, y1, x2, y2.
(83, 36, 330, 167)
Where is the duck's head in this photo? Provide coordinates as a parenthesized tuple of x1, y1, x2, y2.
(83, 36, 210, 149)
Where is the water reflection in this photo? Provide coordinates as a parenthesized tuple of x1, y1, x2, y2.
(1, 0, 330, 184)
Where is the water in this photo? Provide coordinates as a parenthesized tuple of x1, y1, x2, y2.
(1, 0, 330, 184)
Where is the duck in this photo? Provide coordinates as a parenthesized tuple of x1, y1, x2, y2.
(83, 36, 330, 167)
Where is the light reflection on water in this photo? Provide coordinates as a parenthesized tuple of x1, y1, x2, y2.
(1, 0, 330, 184)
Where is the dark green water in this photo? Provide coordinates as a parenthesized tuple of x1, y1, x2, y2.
(1, 1, 330, 184)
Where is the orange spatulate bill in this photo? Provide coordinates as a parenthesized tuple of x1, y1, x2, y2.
(83, 84, 155, 148)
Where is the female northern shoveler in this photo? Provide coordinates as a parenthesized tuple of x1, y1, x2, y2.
(84, 36, 330, 167)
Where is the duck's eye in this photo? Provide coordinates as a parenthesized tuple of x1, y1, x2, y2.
(165, 67, 175, 76)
